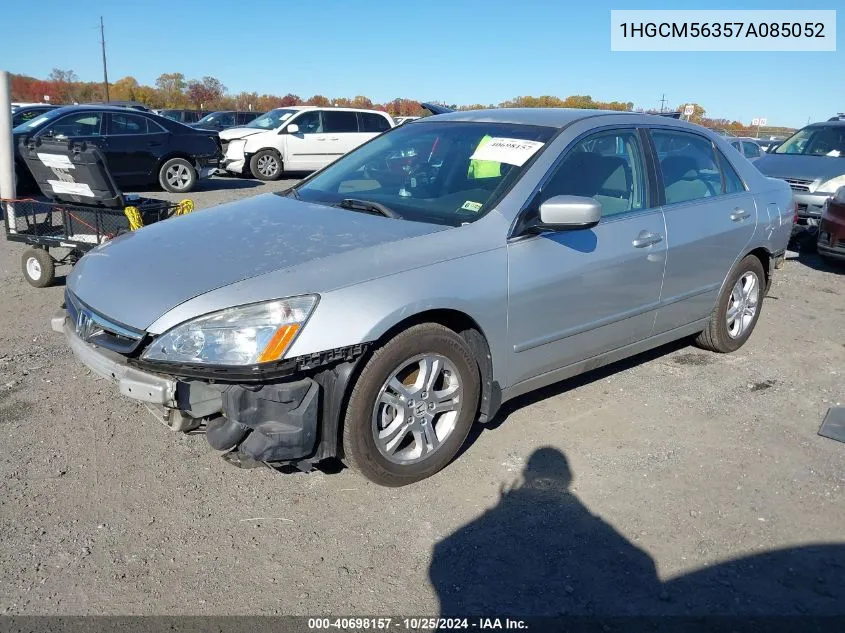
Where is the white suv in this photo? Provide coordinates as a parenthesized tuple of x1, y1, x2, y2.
(219, 106, 394, 180)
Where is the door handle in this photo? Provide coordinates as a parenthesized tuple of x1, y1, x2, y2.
(632, 231, 663, 248)
(730, 209, 750, 222)
(328, 137, 339, 141)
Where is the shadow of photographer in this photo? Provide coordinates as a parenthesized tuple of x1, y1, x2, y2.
(430, 447, 845, 621)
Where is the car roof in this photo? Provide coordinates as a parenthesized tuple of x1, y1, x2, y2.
(427, 107, 672, 128)
(273, 105, 390, 114)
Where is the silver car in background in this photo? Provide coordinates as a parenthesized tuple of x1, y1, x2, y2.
(52, 109, 793, 486)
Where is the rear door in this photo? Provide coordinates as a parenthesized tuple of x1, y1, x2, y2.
(320, 110, 363, 166)
(506, 126, 667, 386)
(104, 112, 169, 182)
(648, 128, 757, 333)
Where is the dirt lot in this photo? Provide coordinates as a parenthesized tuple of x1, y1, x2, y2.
(0, 176, 843, 617)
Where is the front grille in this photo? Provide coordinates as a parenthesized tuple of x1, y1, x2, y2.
(65, 290, 145, 354)
(783, 177, 813, 192)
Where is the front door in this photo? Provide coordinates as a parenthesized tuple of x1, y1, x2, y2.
(318, 110, 361, 168)
(507, 128, 666, 387)
(648, 128, 757, 333)
(284, 110, 327, 171)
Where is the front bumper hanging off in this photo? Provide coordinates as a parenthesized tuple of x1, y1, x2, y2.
(52, 310, 358, 467)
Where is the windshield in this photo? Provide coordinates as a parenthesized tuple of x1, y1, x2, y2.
(245, 108, 298, 130)
(775, 125, 845, 157)
(195, 112, 222, 125)
(13, 107, 66, 133)
(294, 121, 556, 226)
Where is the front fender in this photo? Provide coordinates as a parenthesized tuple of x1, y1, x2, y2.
(286, 248, 510, 384)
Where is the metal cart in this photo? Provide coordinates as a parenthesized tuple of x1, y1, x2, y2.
(2, 135, 192, 287)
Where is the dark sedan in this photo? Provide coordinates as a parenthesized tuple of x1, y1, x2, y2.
(13, 106, 221, 193)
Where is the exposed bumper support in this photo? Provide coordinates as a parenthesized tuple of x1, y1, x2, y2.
(54, 311, 177, 406)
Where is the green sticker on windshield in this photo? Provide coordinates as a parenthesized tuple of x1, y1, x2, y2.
(460, 200, 483, 213)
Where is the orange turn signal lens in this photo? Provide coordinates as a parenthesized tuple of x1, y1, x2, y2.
(258, 324, 300, 363)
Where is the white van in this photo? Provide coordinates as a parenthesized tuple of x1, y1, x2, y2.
(219, 106, 394, 180)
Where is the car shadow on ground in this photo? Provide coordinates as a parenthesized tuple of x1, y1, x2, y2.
(196, 177, 264, 191)
(796, 252, 845, 274)
(429, 446, 845, 629)
(459, 337, 694, 459)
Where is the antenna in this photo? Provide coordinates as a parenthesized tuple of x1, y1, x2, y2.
(100, 17, 110, 102)
(658, 93, 667, 113)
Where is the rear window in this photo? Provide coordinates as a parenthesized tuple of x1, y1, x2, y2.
(359, 112, 391, 133)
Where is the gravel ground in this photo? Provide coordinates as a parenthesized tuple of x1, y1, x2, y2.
(0, 176, 843, 617)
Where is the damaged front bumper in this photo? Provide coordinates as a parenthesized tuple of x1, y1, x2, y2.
(52, 310, 361, 468)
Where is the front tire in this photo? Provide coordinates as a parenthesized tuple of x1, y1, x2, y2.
(249, 150, 283, 181)
(342, 323, 481, 486)
(695, 255, 765, 353)
(159, 158, 198, 193)
(22, 248, 55, 288)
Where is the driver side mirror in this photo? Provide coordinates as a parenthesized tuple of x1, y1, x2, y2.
(285, 123, 300, 134)
(535, 195, 602, 231)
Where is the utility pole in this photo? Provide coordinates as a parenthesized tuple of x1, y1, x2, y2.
(100, 16, 110, 102)
(658, 93, 667, 113)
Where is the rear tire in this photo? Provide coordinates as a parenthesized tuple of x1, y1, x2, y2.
(22, 248, 55, 288)
(695, 255, 765, 353)
(249, 150, 283, 181)
(159, 158, 198, 193)
(342, 323, 480, 487)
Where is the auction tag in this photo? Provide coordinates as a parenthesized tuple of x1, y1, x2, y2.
(470, 137, 545, 166)
(460, 200, 483, 212)
(38, 153, 75, 169)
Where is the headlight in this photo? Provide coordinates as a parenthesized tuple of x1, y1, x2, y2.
(141, 296, 318, 366)
(817, 175, 845, 194)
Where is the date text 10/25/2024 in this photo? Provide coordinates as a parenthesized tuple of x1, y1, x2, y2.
(307, 618, 528, 631)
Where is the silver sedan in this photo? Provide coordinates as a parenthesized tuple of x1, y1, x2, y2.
(54, 108, 793, 486)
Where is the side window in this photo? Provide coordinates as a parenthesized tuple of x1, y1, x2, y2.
(43, 112, 103, 138)
(716, 150, 746, 194)
(292, 110, 322, 134)
(742, 142, 761, 158)
(109, 113, 149, 135)
(238, 112, 257, 125)
(359, 112, 391, 133)
(322, 110, 359, 133)
(730, 140, 741, 151)
(652, 130, 722, 204)
(537, 129, 648, 217)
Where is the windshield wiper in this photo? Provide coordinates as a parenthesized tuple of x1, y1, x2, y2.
(337, 198, 402, 219)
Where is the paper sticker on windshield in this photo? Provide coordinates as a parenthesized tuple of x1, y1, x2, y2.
(38, 153, 74, 169)
(460, 200, 483, 213)
(469, 138, 545, 166)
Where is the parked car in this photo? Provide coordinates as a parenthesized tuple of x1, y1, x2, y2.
(190, 111, 262, 132)
(817, 186, 845, 263)
(11, 104, 59, 127)
(219, 106, 394, 180)
(13, 105, 221, 193)
(755, 120, 845, 225)
(52, 108, 792, 486)
(728, 137, 764, 162)
(156, 109, 206, 124)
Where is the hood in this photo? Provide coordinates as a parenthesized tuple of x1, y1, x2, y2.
(755, 153, 845, 184)
(68, 194, 448, 330)
(219, 127, 268, 141)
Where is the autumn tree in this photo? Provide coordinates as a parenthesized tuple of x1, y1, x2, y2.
(111, 76, 140, 101)
(47, 68, 80, 102)
(155, 72, 187, 107)
(306, 94, 331, 107)
(186, 76, 227, 109)
(278, 93, 302, 107)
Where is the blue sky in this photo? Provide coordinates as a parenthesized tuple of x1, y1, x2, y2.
(2, 0, 842, 128)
